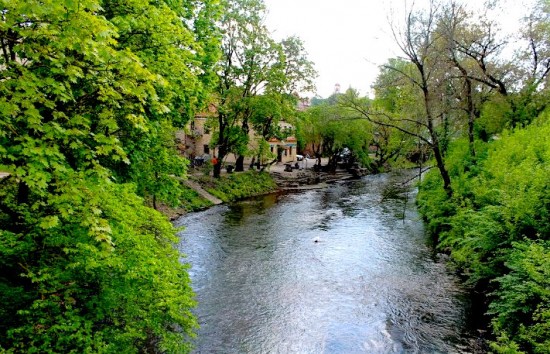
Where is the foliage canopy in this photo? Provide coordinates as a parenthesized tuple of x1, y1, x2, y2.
(0, 0, 220, 351)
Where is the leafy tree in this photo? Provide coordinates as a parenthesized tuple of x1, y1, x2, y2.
(340, 2, 457, 196)
(249, 95, 286, 140)
(213, 0, 315, 176)
(214, 0, 274, 176)
(298, 91, 381, 171)
(0, 180, 197, 352)
(441, 0, 550, 139)
(439, 3, 488, 157)
(490, 241, 550, 354)
(0, 0, 219, 351)
(246, 93, 294, 166)
(129, 120, 189, 210)
(297, 106, 325, 164)
(100, 0, 221, 205)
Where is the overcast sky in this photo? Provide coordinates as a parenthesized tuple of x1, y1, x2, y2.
(263, 0, 537, 98)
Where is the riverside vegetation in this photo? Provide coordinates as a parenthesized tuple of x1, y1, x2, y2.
(1, 0, 549, 352)
(324, 1, 550, 351)
(0, 0, 220, 352)
(417, 113, 550, 353)
(199, 171, 278, 204)
(0, 0, 313, 352)
(163, 171, 278, 216)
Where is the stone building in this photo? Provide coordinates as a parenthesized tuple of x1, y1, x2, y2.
(177, 106, 298, 166)
(267, 136, 298, 164)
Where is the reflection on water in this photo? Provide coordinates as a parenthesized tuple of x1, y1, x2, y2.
(176, 171, 476, 353)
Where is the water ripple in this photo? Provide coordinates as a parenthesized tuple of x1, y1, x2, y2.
(177, 171, 478, 353)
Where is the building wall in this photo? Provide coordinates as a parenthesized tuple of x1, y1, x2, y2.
(176, 117, 213, 159)
(268, 136, 297, 164)
(179, 116, 298, 166)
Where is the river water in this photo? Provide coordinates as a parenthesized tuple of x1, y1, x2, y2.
(176, 171, 477, 353)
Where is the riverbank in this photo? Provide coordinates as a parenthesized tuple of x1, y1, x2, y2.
(162, 170, 277, 220)
(163, 159, 362, 219)
(160, 159, 366, 220)
(416, 117, 550, 352)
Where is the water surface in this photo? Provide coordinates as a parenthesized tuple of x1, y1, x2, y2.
(176, 172, 475, 353)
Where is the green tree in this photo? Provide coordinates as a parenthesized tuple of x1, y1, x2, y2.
(297, 106, 324, 164)
(340, 2, 457, 196)
(298, 91, 382, 171)
(213, 0, 315, 176)
(0, 0, 219, 351)
(417, 111, 550, 353)
(442, 0, 550, 137)
(101, 0, 221, 205)
(214, 0, 275, 176)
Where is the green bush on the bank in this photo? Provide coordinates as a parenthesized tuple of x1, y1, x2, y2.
(0, 179, 197, 352)
(489, 240, 550, 354)
(201, 171, 277, 203)
(0, 0, 221, 349)
(417, 112, 550, 352)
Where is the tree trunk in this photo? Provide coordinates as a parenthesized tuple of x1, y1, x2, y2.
(315, 153, 322, 167)
(419, 68, 453, 198)
(463, 74, 476, 158)
(213, 144, 226, 178)
(235, 112, 250, 173)
(235, 155, 245, 172)
(468, 108, 476, 158)
(453, 56, 477, 158)
(213, 155, 223, 178)
(328, 154, 338, 172)
(432, 143, 452, 197)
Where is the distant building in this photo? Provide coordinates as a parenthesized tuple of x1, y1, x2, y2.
(177, 106, 298, 166)
(175, 104, 216, 160)
(267, 134, 298, 164)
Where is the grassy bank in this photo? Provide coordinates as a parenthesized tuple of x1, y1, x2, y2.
(416, 112, 550, 353)
(161, 171, 277, 218)
(157, 184, 213, 219)
(198, 170, 278, 203)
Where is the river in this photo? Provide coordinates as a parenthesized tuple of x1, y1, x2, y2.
(175, 171, 478, 353)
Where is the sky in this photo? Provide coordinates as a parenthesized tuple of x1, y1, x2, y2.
(263, 0, 537, 99)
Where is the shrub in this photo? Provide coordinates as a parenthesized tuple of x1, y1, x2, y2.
(490, 241, 550, 354)
(417, 111, 550, 350)
(0, 179, 197, 352)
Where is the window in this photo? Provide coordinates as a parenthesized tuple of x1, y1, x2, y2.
(270, 145, 274, 153)
(204, 145, 210, 154)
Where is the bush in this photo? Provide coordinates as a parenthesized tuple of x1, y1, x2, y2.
(177, 184, 213, 212)
(490, 241, 550, 354)
(0, 180, 197, 352)
(417, 111, 550, 351)
(416, 168, 456, 237)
